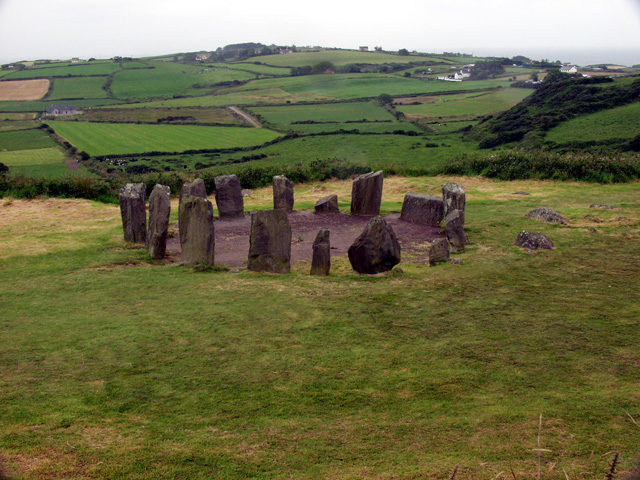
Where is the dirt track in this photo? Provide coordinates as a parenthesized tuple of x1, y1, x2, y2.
(227, 106, 261, 128)
(167, 210, 444, 268)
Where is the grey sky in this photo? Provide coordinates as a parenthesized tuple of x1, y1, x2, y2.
(2, 0, 640, 64)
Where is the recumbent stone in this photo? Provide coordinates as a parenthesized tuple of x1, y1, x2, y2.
(400, 193, 445, 226)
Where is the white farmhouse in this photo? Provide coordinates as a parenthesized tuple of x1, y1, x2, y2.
(560, 65, 578, 74)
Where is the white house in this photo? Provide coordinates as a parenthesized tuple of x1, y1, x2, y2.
(359, 46, 368, 52)
(560, 65, 578, 74)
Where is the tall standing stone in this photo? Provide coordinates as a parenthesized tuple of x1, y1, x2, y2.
(215, 174, 244, 218)
(179, 195, 215, 266)
(248, 210, 292, 273)
(351, 170, 383, 216)
(314, 194, 339, 213)
(179, 179, 207, 231)
(445, 209, 466, 253)
(310, 229, 330, 276)
(442, 182, 466, 223)
(147, 184, 171, 259)
(400, 193, 445, 226)
(119, 183, 146, 244)
(273, 175, 294, 213)
(348, 217, 401, 274)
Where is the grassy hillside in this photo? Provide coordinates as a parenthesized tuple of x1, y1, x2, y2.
(0, 127, 56, 150)
(4, 62, 122, 79)
(546, 101, 640, 144)
(48, 121, 281, 156)
(0, 146, 89, 177)
(1, 178, 639, 479)
(49, 76, 109, 99)
(243, 50, 447, 67)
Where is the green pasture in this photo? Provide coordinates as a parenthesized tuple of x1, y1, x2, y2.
(4, 62, 122, 79)
(222, 62, 292, 76)
(49, 76, 108, 99)
(0, 98, 124, 112)
(1, 177, 639, 479)
(283, 121, 421, 134)
(110, 61, 256, 100)
(546, 102, 640, 143)
(0, 128, 55, 151)
(245, 50, 448, 67)
(250, 101, 395, 124)
(0, 146, 89, 177)
(77, 107, 242, 125)
(397, 88, 533, 118)
(48, 121, 281, 156)
(0, 120, 39, 132)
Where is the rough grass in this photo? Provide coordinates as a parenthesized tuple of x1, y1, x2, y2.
(249, 101, 395, 124)
(4, 63, 121, 79)
(76, 107, 242, 125)
(0, 128, 55, 151)
(1, 176, 639, 479)
(546, 101, 640, 143)
(0, 79, 49, 101)
(47, 121, 281, 156)
(244, 50, 447, 67)
(49, 76, 108, 99)
(0, 147, 88, 178)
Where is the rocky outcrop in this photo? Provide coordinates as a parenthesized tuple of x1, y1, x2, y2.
(310, 229, 330, 275)
(215, 174, 244, 218)
(147, 184, 171, 259)
(442, 182, 466, 223)
(273, 175, 294, 213)
(514, 231, 554, 250)
(351, 171, 383, 216)
(348, 217, 401, 274)
(179, 195, 215, 265)
(525, 207, 567, 225)
(119, 183, 146, 244)
(444, 209, 466, 253)
(400, 193, 445, 226)
(248, 209, 292, 273)
(314, 194, 339, 214)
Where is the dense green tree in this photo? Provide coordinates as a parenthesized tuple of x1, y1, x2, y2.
(398, 48, 409, 56)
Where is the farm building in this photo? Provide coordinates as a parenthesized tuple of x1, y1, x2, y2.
(45, 105, 78, 117)
(359, 46, 369, 52)
(195, 53, 211, 61)
(560, 65, 578, 73)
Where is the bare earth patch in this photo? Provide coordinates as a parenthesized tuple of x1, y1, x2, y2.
(0, 79, 50, 100)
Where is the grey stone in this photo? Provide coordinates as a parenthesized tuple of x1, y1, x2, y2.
(179, 195, 215, 266)
(351, 170, 383, 216)
(315, 195, 339, 213)
(119, 183, 146, 244)
(147, 184, 171, 259)
(589, 203, 617, 210)
(310, 229, 330, 276)
(445, 209, 466, 253)
(348, 217, 401, 274)
(513, 191, 531, 196)
(273, 175, 294, 212)
(525, 207, 567, 225)
(400, 193, 445, 226)
(427, 237, 450, 265)
(514, 231, 554, 250)
(179, 179, 207, 232)
(215, 174, 244, 218)
(442, 182, 466, 223)
(449, 258, 463, 265)
(248, 209, 292, 273)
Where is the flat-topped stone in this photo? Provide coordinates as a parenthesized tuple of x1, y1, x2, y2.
(400, 193, 445, 226)
(215, 174, 244, 218)
(351, 170, 383, 216)
(248, 209, 292, 273)
(119, 182, 146, 244)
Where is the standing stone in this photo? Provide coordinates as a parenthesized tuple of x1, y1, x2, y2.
(119, 183, 146, 244)
(427, 237, 450, 265)
(445, 209, 466, 253)
(310, 229, 330, 275)
(147, 184, 171, 259)
(179, 179, 207, 231)
(248, 209, 292, 273)
(442, 182, 466, 223)
(273, 175, 294, 213)
(314, 195, 339, 213)
(400, 193, 445, 226)
(348, 217, 401, 274)
(351, 170, 383, 216)
(514, 231, 554, 250)
(179, 195, 215, 266)
(215, 174, 244, 218)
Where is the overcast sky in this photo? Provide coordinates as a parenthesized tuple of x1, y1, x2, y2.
(2, 0, 640, 65)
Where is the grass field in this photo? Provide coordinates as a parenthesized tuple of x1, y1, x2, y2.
(49, 76, 108, 99)
(0, 98, 125, 112)
(0, 79, 50, 101)
(0, 120, 39, 132)
(545, 102, 640, 143)
(0, 146, 90, 177)
(222, 63, 292, 76)
(0, 128, 55, 151)
(48, 121, 281, 156)
(250, 101, 395, 124)
(110, 62, 257, 100)
(1, 177, 639, 479)
(245, 50, 449, 67)
(4, 62, 122, 79)
(76, 107, 242, 125)
(396, 89, 533, 118)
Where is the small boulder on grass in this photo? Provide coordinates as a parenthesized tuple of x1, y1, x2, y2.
(525, 207, 567, 225)
(427, 237, 450, 265)
(348, 217, 400, 274)
(514, 231, 554, 250)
